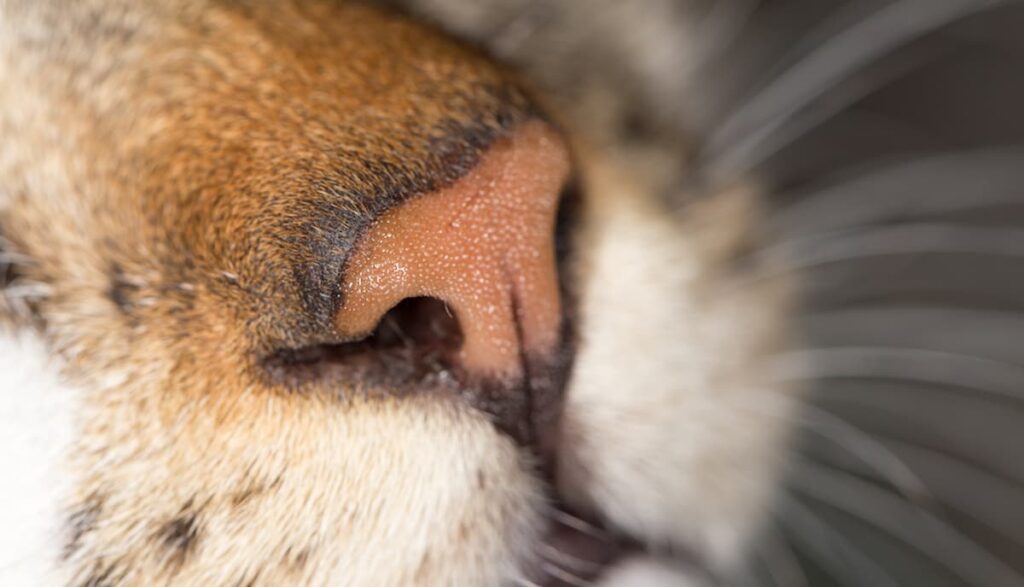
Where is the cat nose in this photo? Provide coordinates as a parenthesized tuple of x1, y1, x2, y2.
(335, 121, 571, 378)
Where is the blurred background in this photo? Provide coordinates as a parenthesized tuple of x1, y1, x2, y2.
(381, 0, 1024, 585)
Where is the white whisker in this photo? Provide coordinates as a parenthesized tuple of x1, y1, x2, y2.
(705, 0, 1012, 177)
(766, 149, 1024, 238)
(756, 224, 1024, 273)
(771, 346, 1024, 401)
(792, 462, 1024, 586)
(800, 307, 1024, 370)
(802, 306, 1024, 346)
(877, 439, 1024, 548)
(777, 495, 901, 587)
(551, 510, 609, 541)
(754, 524, 809, 587)
(794, 404, 932, 505)
(539, 562, 591, 587)
(539, 544, 605, 575)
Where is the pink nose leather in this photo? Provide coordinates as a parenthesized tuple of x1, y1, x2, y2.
(335, 121, 571, 377)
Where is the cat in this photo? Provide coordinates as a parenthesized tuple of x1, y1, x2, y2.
(2, 1, 1022, 585)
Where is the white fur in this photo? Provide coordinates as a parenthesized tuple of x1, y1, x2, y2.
(0, 328, 75, 586)
(560, 164, 797, 573)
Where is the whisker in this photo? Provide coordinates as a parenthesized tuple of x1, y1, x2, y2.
(798, 391, 1024, 481)
(766, 148, 1024, 238)
(753, 523, 809, 587)
(539, 562, 591, 587)
(801, 307, 1024, 366)
(539, 544, 605, 575)
(551, 509, 610, 542)
(791, 462, 1024, 586)
(777, 494, 901, 587)
(705, 0, 1012, 177)
(794, 404, 932, 506)
(770, 346, 1024, 401)
(870, 439, 1024, 548)
(756, 224, 1024, 273)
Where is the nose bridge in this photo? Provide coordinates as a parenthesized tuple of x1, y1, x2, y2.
(335, 121, 570, 377)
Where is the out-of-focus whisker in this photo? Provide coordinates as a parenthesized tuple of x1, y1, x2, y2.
(551, 509, 610, 541)
(800, 377, 1024, 494)
(791, 462, 1024, 586)
(875, 439, 1024, 548)
(771, 347, 1024, 401)
(794, 404, 932, 505)
(709, 46, 931, 183)
(799, 437, 1024, 550)
(801, 308, 1024, 366)
(766, 148, 1024, 238)
(753, 523, 809, 587)
(539, 544, 605, 575)
(539, 562, 591, 587)
(776, 494, 901, 587)
(755, 224, 1024, 273)
(704, 0, 1011, 178)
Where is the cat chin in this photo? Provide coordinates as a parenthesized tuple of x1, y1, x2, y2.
(0, 328, 76, 587)
(559, 159, 799, 573)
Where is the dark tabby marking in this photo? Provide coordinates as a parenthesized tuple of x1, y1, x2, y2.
(107, 264, 140, 316)
(155, 503, 202, 571)
(63, 495, 105, 560)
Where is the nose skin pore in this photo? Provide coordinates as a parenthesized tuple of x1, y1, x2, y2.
(336, 121, 571, 377)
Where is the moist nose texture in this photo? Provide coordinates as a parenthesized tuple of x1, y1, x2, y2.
(335, 121, 571, 378)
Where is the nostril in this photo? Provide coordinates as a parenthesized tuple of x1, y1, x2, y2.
(263, 297, 464, 390)
(372, 297, 463, 356)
